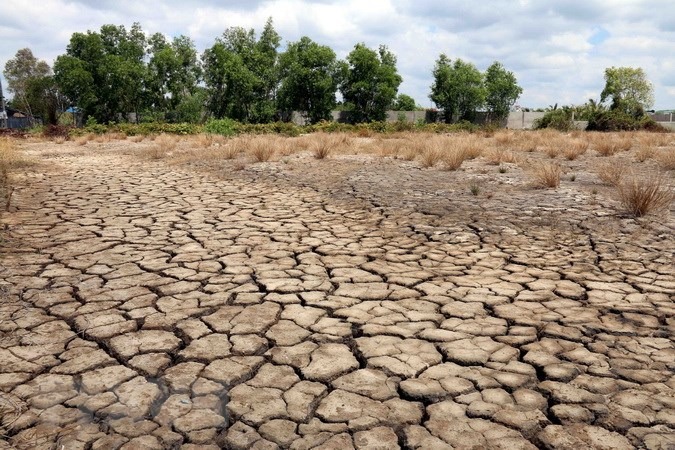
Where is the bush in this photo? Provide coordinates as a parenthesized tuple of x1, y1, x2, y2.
(587, 110, 669, 132)
(534, 109, 574, 132)
(618, 173, 674, 217)
(203, 118, 239, 136)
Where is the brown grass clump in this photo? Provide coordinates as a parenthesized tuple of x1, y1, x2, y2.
(657, 149, 675, 170)
(420, 146, 443, 168)
(617, 135, 633, 152)
(530, 161, 561, 188)
(195, 134, 214, 148)
(311, 133, 338, 159)
(595, 140, 619, 157)
(442, 148, 468, 171)
(596, 160, 628, 186)
(249, 136, 275, 162)
(634, 146, 656, 162)
(493, 131, 515, 147)
(54, 137, 66, 144)
(144, 134, 177, 160)
(457, 136, 483, 159)
(130, 135, 144, 143)
(0, 139, 25, 210)
(618, 173, 674, 217)
(563, 139, 589, 160)
(486, 147, 517, 165)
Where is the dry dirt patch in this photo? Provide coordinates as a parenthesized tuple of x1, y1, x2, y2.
(0, 131, 673, 449)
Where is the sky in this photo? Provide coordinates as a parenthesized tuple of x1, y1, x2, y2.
(1, 0, 674, 110)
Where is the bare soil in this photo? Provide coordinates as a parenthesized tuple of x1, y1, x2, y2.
(0, 134, 673, 449)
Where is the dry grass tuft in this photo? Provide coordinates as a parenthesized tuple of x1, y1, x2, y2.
(457, 136, 483, 159)
(143, 134, 177, 160)
(635, 146, 656, 162)
(195, 134, 214, 148)
(249, 136, 276, 162)
(130, 135, 144, 143)
(0, 138, 26, 210)
(530, 161, 561, 188)
(493, 131, 515, 147)
(442, 148, 468, 171)
(656, 149, 675, 170)
(618, 172, 674, 217)
(596, 160, 628, 186)
(563, 139, 589, 160)
(595, 140, 619, 157)
(420, 146, 443, 168)
(486, 147, 517, 165)
(311, 133, 338, 159)
(54, 137, 67, 145)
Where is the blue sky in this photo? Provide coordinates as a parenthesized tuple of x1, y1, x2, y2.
(2, 0, 674, 110)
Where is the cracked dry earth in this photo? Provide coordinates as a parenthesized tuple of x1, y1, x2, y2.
(1, 143, 674, 450)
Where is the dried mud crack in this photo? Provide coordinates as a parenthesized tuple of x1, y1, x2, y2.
(0, 143, 673, 450)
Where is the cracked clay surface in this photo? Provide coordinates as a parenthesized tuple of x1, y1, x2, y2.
(0, 142, 674, 449)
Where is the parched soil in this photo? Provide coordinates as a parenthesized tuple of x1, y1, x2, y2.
(0, 137, 673, 449)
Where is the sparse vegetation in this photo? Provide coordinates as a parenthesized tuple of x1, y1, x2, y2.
(618, 173, 674, 217)
(657, 149, 675, 170)
(530, 161, 561, 188)
(250, 137, 276, 162)
(596, 160, 628, 186)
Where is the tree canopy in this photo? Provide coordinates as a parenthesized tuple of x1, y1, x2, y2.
(278, 36, 340, 124)
(600, 66, 654, 117)
(430, 55, 485, 122)
(3, 48, 52, 120)
(484, 62, 522, 121)
(339, 44, 402, 123)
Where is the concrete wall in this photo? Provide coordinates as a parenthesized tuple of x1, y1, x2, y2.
(288, 109, 675, 131)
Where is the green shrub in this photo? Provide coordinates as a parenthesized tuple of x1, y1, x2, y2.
(587, 110, 669, 132)
(204, 118, 239, 136)
(534, 109, 574, 132)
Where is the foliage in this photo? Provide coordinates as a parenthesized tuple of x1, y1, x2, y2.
(586, 109, 666, 132)
(339, 44, 402, 123)
(202, 18, 281, 123)
(534, 107, 575, 132)
(430, 55, 485, 123)
(484, 62, 522, 121)
(278, 36, 340, 124)
(3, 48, 58, 123)
(54, 23, 148, 123)
(147, 33, 202, 120)
(204, 118, 240, 136)
(393, 94, 417, 111)
(600, 66, 654, 117)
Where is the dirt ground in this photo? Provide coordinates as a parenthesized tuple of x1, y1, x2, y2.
(0, 134, 674, 449)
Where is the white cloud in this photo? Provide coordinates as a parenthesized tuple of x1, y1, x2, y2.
(1, 0, 674, 109)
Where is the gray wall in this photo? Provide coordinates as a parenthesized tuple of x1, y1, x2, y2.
(288, 109, 675, 130)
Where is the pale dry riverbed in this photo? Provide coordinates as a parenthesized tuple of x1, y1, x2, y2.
(0, 134, 673, 449)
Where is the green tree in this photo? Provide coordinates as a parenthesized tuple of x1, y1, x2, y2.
(147, 34, 202, 121)
(393, 93, 417, 111)
(600, 66, 654, 117)
(430, 55, 485, 122)
(339, 44, 402, 123)
(54, 23, 149, 123)
(484, 61, 522, 122)
(278, 36, 339, 124)
(202, 18, 281, 123)
(3, 48, 51, 120)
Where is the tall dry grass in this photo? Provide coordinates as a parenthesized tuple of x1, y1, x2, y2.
(310, 133, 338, 159)
(618, 172, 674, 217)
(249, 136, 276, 162)
(143, 134, 177, 160)
(1, 138, 26, 210)
(563, 139, 589, 160)
(529, 161, 561, 188)
(596, 161, 628, 186)
(657, 149, 675, 170)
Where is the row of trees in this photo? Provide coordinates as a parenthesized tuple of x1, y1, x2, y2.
(3, 19, 523, 126)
